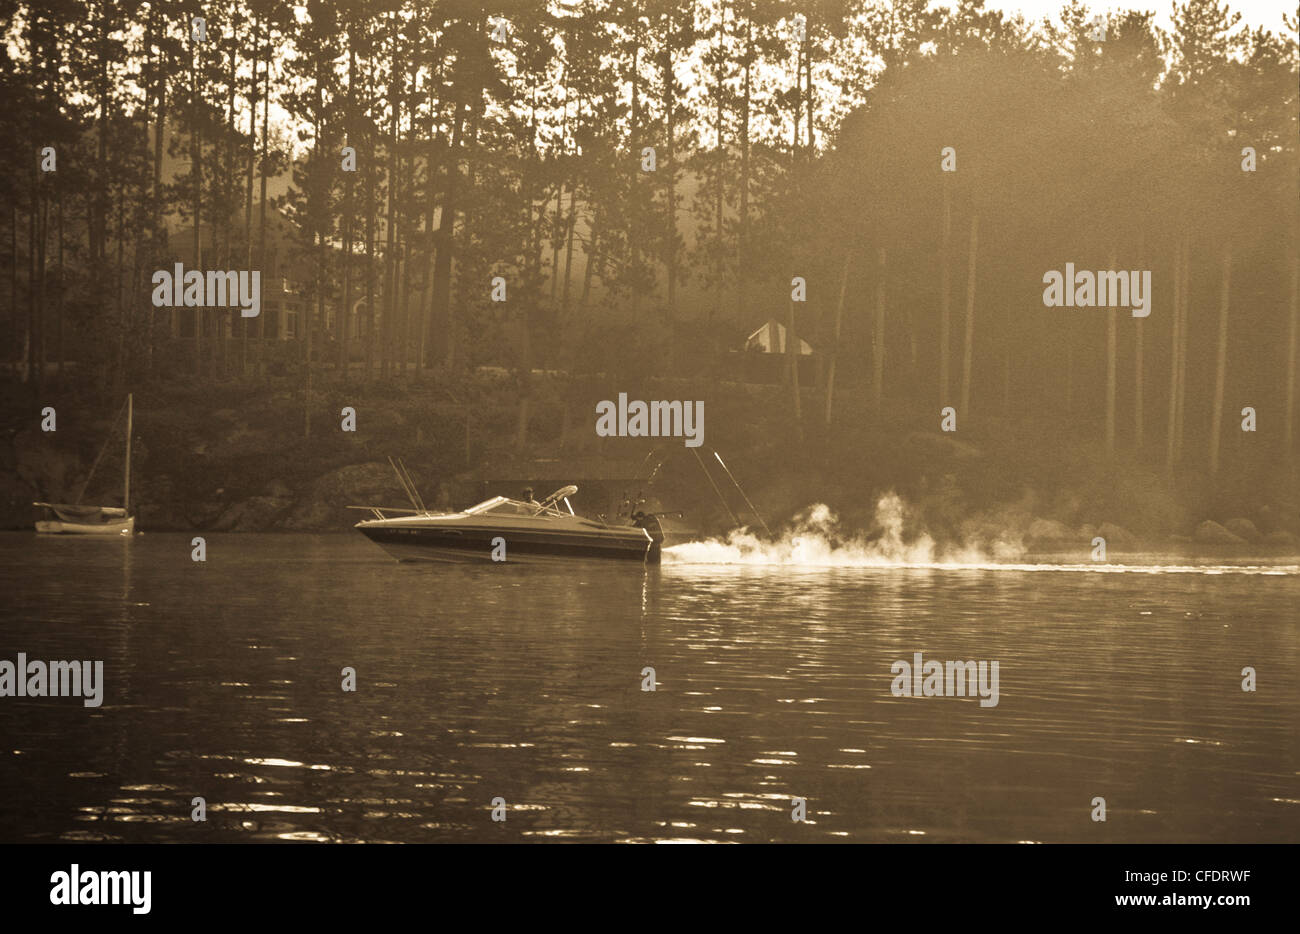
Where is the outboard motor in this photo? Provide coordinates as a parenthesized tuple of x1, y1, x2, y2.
(630, 510, 665, 559)
(630, 508, 693, 559)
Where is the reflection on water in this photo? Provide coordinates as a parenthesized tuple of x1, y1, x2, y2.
(0, 532, 1296, 843)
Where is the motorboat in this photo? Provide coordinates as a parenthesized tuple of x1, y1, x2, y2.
(353, 483, 671, 564)
(35, 393, 136, 536)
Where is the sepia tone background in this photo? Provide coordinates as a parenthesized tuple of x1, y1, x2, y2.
(0, 0, 1297, 848)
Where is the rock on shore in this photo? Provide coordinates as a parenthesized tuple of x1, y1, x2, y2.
(1193, 520, 1246, 545)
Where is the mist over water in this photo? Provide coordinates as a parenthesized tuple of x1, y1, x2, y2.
(665, 493, 1300, 575)
(666, 493, 1009, 566)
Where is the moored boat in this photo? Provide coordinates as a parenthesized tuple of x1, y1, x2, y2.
(35, 394, 136, 537)
(33, 504, 135, 536)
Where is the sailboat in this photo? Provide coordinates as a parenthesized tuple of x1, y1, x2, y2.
(34, 394, 136, 536)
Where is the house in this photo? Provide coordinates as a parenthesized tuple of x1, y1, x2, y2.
(164, 205, 384, 353)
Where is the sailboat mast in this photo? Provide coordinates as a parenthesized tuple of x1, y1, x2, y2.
(124, 393, 132, 514)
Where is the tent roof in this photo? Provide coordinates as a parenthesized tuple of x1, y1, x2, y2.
(744, 319, 813, 355)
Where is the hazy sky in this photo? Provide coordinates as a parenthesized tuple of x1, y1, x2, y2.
(981, 0, 1295, 32)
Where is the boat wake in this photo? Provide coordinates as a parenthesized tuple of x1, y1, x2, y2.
(662, 494, 1299, 575)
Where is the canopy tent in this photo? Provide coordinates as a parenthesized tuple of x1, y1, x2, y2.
(744, 319, 814, 355)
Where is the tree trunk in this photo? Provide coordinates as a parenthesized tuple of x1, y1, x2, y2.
(11, 208, 18, 382)
(1285, 257, 1298, 461)
(824, 253, 850, 426)
(243, 14, 260, 377)
(561, 92, 579, 313)
(305, 232, 315, 439)
(432, 99, 466, 370)
(363, 96, 376, 381)
(960, 214, 978, 416)
(191, 32, 202, 375)
(419, 123, 443, 374)
(149, 9, 169, 353)
(220, 28, 238, 379)
(1166, 238, 1182, 474)
(25, 189, 33, 386)
(1133, 235, 1146, 450)
(787, 295, 803, 438)
(939, 179, 951, 404)
(714, 10, 725, 319)
(549, 183, 563, 302)
(257, 38, 270, 369)
(872, 246, 886, 411)
(792, 43, 802, 157)
(561, 185, 577, 313)
(399, 239, 411, 374)
(340, 43, 355, 380)
(34, 182, 46, 396)
(1175, 238, 1190, 460)
(113, 188, 125, 386)
(805, 31, 814, 155)
(1002, 347, 1011, 416)
(737, 15, 750, 321)
(1066, 343, 1073, 415)
(1208, 243, 1231, 476)
(56, 190, 64, 376)
(629, 46, 641, 319)
(663, 20, 677, 319)
(1134, 314, 1144, 450)
(1106, 248, 1117, 457)
(382, 44, 399, 379)
(581, 221, 599, 306)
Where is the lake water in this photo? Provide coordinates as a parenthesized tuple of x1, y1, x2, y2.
(1, 531, 1296, 843)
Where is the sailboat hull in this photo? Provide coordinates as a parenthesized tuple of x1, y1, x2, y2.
(36, 516, 135, 536)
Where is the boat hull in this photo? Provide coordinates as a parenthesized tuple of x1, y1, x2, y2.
(358, 523, 658, 564)
(35, 516, 135, 536)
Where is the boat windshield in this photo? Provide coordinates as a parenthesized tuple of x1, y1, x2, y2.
(463, 496, 565, 517)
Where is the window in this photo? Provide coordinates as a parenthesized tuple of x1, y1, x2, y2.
(484, 501, 536, 517)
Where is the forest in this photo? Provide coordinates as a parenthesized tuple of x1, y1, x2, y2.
(1, 0, 1297, 540)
